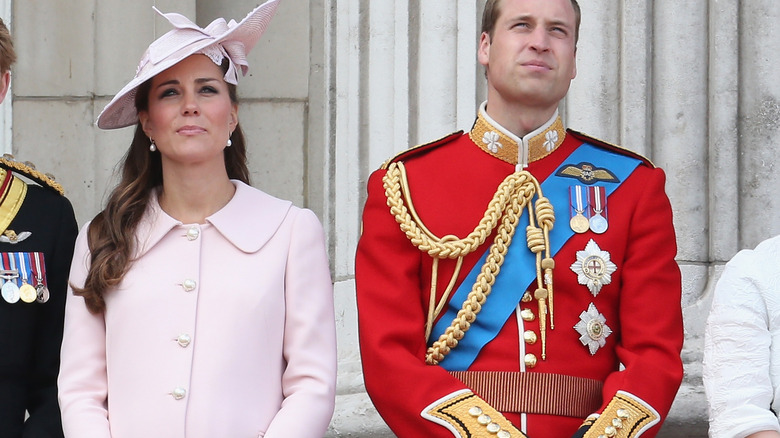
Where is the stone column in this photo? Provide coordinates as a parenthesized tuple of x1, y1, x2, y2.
(0, 0, 10, 155)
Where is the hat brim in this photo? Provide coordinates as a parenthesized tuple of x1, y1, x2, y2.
(96, 0, 281, 130)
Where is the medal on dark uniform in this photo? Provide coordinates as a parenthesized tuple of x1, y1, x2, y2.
(1, 276, 18, 303)
(1, 253, 19, 303)
(588, 186, 608, 234)
(569, 185, 590, 234)
(17, 253, 36, 303)
(32, 252, 49, 303)
(36, 284, 49, 303)
(19, 282, 35, 302)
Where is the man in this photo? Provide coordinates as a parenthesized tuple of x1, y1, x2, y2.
(355, 0, 683, 437)
(0, 18, 78, 438)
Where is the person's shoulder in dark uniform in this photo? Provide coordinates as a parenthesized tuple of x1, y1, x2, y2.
(0, 155, 78, 438)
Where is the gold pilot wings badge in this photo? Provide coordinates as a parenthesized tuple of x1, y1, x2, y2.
(555, 161, 619, 185)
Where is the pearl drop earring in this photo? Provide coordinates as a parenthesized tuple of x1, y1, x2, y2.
(149, 137, 157, 152)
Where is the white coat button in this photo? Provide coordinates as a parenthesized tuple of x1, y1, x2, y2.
(177, 334, 191, 348)
(182, 279, 196, 292)
(172, 387, 186, 400)
(186, 227, 200, 241)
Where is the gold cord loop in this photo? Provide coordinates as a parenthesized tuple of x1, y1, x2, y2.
(382, 161, 555, 365)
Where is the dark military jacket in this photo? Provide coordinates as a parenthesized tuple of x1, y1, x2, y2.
(0, 160, 77, 438)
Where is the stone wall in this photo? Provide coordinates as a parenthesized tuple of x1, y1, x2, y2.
(7, 0, 780, 436)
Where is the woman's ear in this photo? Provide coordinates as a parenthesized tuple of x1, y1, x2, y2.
(230, 104, 238, 131)
(139, 111, 152, 137)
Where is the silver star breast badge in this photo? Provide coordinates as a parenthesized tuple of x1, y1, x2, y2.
(574, 303, 612, 355)
(570, 239, 617, 296)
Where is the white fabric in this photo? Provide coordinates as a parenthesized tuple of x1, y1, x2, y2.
(703, 234, 780, 438)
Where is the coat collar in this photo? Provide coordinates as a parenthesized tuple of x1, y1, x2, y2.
(134, 180, 292, 258)
(469, 101, 566, 170)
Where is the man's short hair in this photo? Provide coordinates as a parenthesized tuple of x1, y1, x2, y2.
(0, 18, 15, 74)
(481, 0, 581, 45)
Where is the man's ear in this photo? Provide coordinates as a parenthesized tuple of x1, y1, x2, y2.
(477, 32, 491, 69)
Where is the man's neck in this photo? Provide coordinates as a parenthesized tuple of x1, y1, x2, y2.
(483, 98, 558, 138)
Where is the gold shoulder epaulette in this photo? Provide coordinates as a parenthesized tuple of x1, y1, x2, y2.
(0, 154, 65, 195)
(380, 131, 463, 170)
(567, 129, 655, 168)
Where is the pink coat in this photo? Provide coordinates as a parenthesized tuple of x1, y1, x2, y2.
(58, 181, 337, 438)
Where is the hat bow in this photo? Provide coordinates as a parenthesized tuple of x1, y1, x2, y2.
(142, 8, 248, 84)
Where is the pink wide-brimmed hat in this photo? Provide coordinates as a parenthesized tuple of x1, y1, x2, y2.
(96, 0, 281, 130)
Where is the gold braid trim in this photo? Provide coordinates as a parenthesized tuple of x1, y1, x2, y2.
(424, 391, 528, 438)
(382, 162, 554, 365)
(0, 155, 65, 195)
(582, 391, 660, 438)
(384, 161, 511, 259)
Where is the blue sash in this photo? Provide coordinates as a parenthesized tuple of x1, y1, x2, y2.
(430, 142, 642, 371)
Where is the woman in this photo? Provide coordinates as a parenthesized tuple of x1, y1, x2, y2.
(57, 2, 337, 437)
(703, 235, 780, 438)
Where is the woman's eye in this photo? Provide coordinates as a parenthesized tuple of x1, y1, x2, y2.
(160, 88, 178, 98)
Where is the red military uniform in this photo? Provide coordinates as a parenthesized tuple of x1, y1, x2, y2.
(355, 105, 683, 438)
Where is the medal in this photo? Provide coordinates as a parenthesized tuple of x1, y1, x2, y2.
(588, 186, 608, 234)
(36, 283, 50, 303)
(1, 253, 19, 303)
(19, 282, 35, 302)
(574, 303, 613, 355)
(569, 185, 590, 234)
(570, 239, 617, 296)
(31, 252, 49, 303)
(17, 253, 36, 303)
(1, 278, 19, 303)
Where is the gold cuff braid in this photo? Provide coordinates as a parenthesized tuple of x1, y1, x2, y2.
(425, 391, 528, 438)
(582, 392, 659, 438)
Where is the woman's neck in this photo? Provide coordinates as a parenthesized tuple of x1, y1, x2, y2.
(157, 163, 237, 224)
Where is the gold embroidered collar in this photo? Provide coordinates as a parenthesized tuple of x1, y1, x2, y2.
(469, 102, 566, 168)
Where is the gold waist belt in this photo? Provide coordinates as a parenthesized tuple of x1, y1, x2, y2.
(449, 371, 603, 418)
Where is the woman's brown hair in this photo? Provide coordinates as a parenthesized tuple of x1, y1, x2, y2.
(74, 59, 249, 313)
